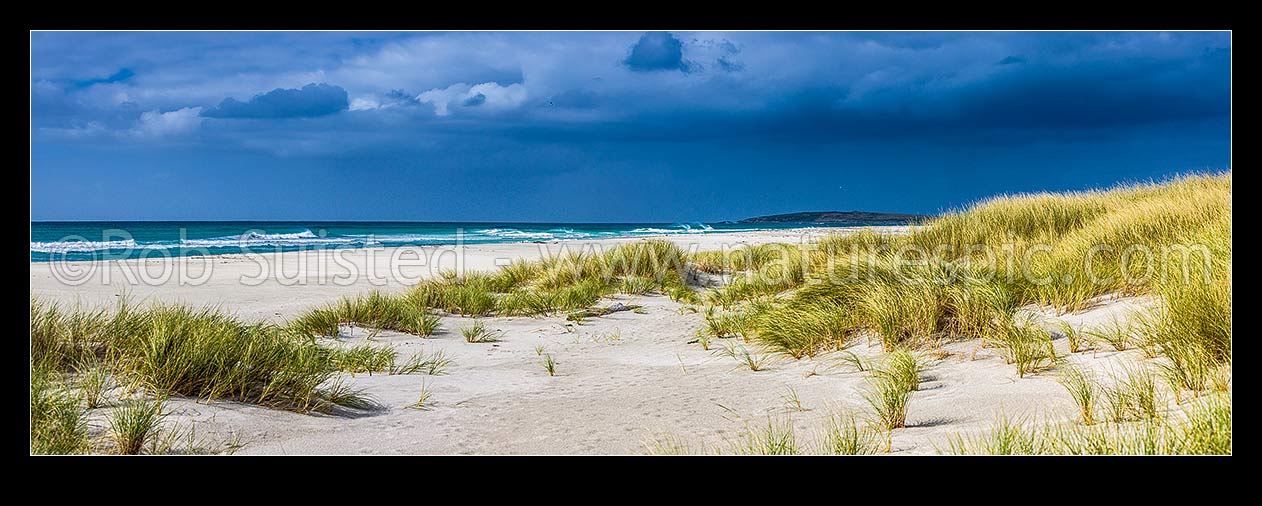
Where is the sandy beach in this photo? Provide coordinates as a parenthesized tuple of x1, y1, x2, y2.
(30, 226, 1161, 455)
(30, 30, 1231, 457)
(31, 228, 853, 322)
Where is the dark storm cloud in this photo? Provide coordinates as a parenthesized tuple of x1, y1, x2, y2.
(717, 56, 743, 72)
(72, 68, 135, 89)
(30, 31, 1230, 222)
(624, 32, 691, 72)
(201, 83, 349, 119)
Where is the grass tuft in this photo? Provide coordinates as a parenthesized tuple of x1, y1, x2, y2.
(993, 319, 1054, 378)
(75, 358, 112, 409)
(1058, 364, 1098, 425)
(108, 397, 166, 455)
(290, 291, 441, 338)
(716, 342, 774, 371)
(728, 417, 800, 455)
(818, 412, 887, 455)
(943, 393, 1229, 455)
(30, 367, 90, 455)
(1086, 317, 1132, 352)
(330, 345, 397, 375)
(32, 299, 373, 415)
(863, 373, 912, 431)
(460, 320, 502, 343)
(543, 353, 557, 376)
(409, 380, 434, 410)
(392, 349, 453, 375)
(877, 350, 926, 392)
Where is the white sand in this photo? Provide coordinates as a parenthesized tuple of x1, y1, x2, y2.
(31, 228, 856, 323)
(31, 226, 1159, 455)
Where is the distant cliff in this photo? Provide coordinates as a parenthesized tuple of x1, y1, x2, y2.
(737, 211, 930, 225)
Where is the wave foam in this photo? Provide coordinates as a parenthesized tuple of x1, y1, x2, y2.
(477, 228, 562, 240)
(30, 239, 142, 253)
(180, 229, 357, 248)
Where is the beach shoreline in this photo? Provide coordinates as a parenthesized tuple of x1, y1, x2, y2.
(31, 227, 903, 322)
(28, 221, 1220, 454)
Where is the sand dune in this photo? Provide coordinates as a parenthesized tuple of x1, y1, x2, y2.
(33, 226, 1163, 454)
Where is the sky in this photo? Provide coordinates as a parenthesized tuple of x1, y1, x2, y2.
(30, 31, 1231, 222)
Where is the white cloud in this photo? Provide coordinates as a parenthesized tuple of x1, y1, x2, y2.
(131, 107, 203, 138)
(416, 81, 528, 116)
(38, 121, 110, 139)
(470, 82, 527, 109)
(348, 96, 380, 111)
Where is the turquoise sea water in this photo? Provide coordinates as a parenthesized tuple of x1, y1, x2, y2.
(30, 221, 860, 262)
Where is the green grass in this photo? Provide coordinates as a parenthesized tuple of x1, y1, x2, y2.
(392, 349, 453, 375)
(682, 174, 1229, 384)
(1058, 364, 1098, 425)
(667, 285, 702, 304)
(781, 386, 805, 412)
(30, 173, 1230, 455)
(836, 350, 870, 372)
(1102, 364, 1162, 422)
(620, 275, 657, 295)
(993, 319, 1054, 378)
(30, 366, 90, 455)
(75, 357, 111, 409)
(286, 239, 694, 324)
(31, 299, 373, 416)
(877, 350, 926, 392)
(702, 306, 751, 340)
(409, 380, 434, 410)
(591, 329, 621, 343)
(645, 434, 708, 455)
(693, 330, 712, 351)
(864, 372, 912, 431)
(716, 342, 774, 372)
(460, 320, 501, 343)
(943, 413, 1043, 455)
(859, 276, 949, 350)
(31, 299, 110, 372)
(728, 417, 800, 455)
(329, 344, 397, 375)
(543, 353, 557, 376)
(749, 302, 854, 358)
(1053, 320, 1088, 354)
(288, 291, 441, 338)
(1086, 317, 1132, 352)
(819, 412, 886, 455)
(647, 412, 889, 455)
(107, 397, 166, 455)
(943, 393, 1229, 455)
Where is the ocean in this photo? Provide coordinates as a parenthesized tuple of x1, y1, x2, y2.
(30, 221, 856, 262)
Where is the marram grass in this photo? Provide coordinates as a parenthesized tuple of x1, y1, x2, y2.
(289, 291, 441, 338)
(695, 173, 1229, 376)
(107, 396, 166, 455)
(30, 365, 90, 455)
(1058, 364, 1098, 425)
(329, 344, 397, 375)
(646, 411, 888, 455)
(942, 393, 1229, 455)
(29, 173, 1230, 455)
(30, 298, 374, 417)
(864, 373, 912, 431)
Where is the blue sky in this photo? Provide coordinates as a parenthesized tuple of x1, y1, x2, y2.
(30, 31, 1231, 222)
